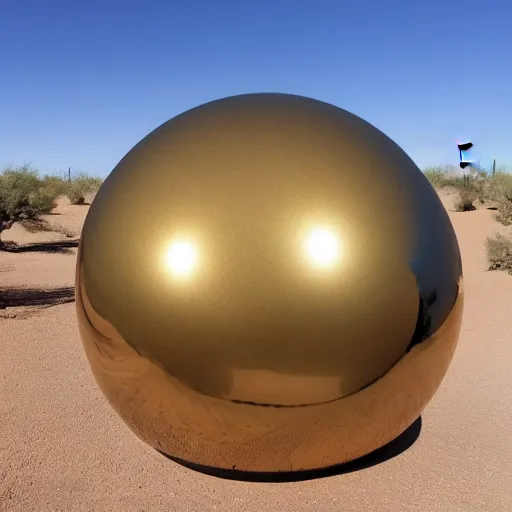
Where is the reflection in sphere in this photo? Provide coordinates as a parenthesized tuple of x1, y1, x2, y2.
(164, 239, 199, 277)
(305, 227, 341, 268)
(76, 93, 463, 474)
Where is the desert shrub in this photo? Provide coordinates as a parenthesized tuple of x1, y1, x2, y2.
(453, 185, 478, 212)
(443, 175, 466, 189)
(423, 165, 483, 191)
(41, 175, 69, 198)
(493, 197, 512, 226)
(67, 173, 103, 205)
(481, 171, 512, 203)
(486, 233, 512, 274)
(0, 165, 60, 243)
(471, 178, 487, 204)
(478, 170, 512, 224)
(423, 165, 512, 210)
(423, 167, 448, 188)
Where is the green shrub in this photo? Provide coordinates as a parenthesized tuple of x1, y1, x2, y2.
(486, 233, 512, 274)
(41, 175, 69, 198)
(67, 173, 103, 205)
(0, 165, 60, 242)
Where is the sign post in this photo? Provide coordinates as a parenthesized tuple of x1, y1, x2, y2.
(457, 141, 473, 186)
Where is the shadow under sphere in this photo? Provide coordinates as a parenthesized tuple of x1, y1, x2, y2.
(161, 416, 423, 482)
(76, 93, 463, 473)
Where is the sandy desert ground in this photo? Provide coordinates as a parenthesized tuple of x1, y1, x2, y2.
(1, 193, 511, 512)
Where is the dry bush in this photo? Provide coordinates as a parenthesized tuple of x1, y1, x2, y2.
(493, 198, 512, 226)
(67, 173, 103, 205)
(423, 165, 512, 211)
(0, 165, 60, 244)
(481, 170, 512, 202)
(423, 167, 449, 188)
(0, 165, 104, 247)
(39, 172, 104, 205)
(41, 175, 69, 198)
(423, 166, 485, 211)
(485, 171, 512, 226)
(423, 165, 465, 189)
(486, 233, 512, 274)
(450, 169, 494, 211)
(453, 186, 477, 212)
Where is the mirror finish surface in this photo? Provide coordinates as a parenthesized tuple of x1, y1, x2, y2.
(76, 93, 463, 472)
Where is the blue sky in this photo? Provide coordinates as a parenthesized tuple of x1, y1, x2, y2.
(1, 0, 510, 178)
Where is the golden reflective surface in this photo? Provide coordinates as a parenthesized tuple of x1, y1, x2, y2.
(76, 93, 463, 471)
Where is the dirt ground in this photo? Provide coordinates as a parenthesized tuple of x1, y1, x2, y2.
(1, 194, 511, 512)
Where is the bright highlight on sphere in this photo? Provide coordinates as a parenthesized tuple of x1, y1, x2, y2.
(305, 227, 341, 267)
(165, 240, 198, 276)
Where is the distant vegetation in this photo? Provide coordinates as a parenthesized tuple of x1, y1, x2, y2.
(423, 164, 512, 219)
(2, 161, 512, 277)
(0, 164, 103, 246)
(423, 164, 512, 275)
(67, 173, 104, 205)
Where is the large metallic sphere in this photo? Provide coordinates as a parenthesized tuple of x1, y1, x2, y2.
(76, 93, 463, 473)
